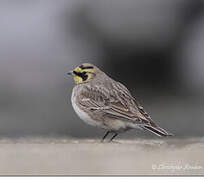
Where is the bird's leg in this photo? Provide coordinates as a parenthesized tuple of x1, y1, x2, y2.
(109, 132, 118, 142)
(101, 131, 110, 142)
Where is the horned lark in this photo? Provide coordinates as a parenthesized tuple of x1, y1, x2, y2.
(68, 63, 172, 142)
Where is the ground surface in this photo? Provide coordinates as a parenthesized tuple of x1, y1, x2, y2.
(0, 137, 203, 175)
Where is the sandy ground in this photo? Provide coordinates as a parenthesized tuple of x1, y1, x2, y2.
(0, 137, 203, 175)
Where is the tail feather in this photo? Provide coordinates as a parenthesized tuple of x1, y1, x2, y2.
(143, 125, 173, 137)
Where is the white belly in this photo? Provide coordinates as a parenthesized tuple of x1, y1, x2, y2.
(71, 95, 99, 127)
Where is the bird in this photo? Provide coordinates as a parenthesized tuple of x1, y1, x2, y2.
(67, 63, 173, 142)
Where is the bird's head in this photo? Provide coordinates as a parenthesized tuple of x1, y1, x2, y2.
(68, 63, 100, 84)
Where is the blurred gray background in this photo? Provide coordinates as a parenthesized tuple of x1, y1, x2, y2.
(0, 0, 204, 138)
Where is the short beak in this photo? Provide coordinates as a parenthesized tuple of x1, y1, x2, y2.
(67, 71, 73, 76)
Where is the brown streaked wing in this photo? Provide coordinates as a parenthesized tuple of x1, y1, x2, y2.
(78, 85, 108, 109)
(133, 98, 156, 126)
(78, 82, 153, 125)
